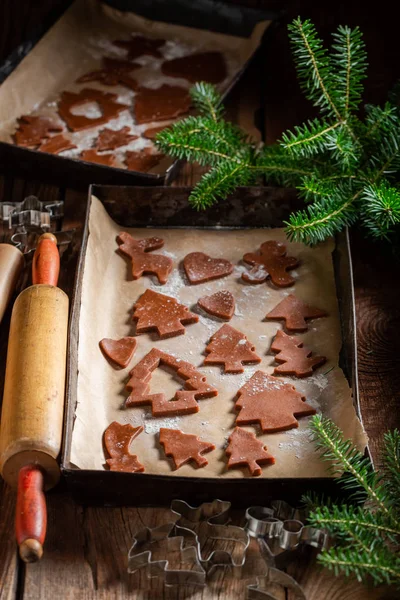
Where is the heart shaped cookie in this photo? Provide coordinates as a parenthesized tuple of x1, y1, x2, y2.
(183, 252, 233, 284)
(198, 290, 235, 320)
(100, 336, 137, 368)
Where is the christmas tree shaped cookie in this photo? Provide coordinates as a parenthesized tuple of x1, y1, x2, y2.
(126, 348, 217, 416)
(235, 371, 316, 432)
(270, 330, 326, 377)
(159, 428, 215, 469)
(132, 289, 198, 339)
(242, 241, 299, 287)
(266, 294, 327, 332)
(226, 427, 275, 476)
(104, 421, 144, 472)
(117, 232, 173, 284)
(204, 324, 261, 373)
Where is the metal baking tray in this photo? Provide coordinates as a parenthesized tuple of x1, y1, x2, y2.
(62, 185, 365, 507)
(0, 0, 278, 189)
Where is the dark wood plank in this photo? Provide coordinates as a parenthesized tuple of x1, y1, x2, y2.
(0, 481, 18, 600)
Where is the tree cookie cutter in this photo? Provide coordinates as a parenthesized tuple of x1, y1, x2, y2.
(127, 499, 331, 599)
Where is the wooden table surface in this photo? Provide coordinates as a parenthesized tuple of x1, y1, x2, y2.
(0, 2, 399, 599)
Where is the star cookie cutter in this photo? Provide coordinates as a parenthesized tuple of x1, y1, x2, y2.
(0, 195, 63, 230)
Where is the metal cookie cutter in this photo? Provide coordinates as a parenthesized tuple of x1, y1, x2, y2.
(0, 195, 63, 231)
(128, 521, 206, 586)
(171, 499, 250, 575)
(245, 500, 331, 570)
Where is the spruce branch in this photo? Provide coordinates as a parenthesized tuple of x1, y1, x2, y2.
(156, 22, 400, 246)
(305, 415, 400, 588)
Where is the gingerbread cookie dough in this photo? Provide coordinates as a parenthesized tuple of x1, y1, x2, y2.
(117, 232, 172, 284)
(159, 428, 215, 470)
(266, 294, 327, 332)
(125, 348, 218, 416)
(161, 51, 227, 84)
(204, 324, 261, 373)
(104, 421, 144, 472)
(235, 371, 316, 432)
(58, 88, 129, 132)
(183, 252, 233, 284)
(96, 126, 138, 151)
(14, 115, 63, 147)
(270, 330, 326, 377)
(226, 427, 275, 476)
(38, 134, 76, 154)
(113, 35, 165, 60)
(134, 85, 191, 124)
(242, 241, 299, 287)
(133, 289, 198, 339)
(198, 290, 235, 320)
(80, 149, 116, 166)
(99, 336, 137, 368)
(124, 148, 163, 172)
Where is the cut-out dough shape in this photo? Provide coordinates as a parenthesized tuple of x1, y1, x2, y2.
(161, 51, 227, 84)
(14, 116, 63, 147)
(143, 125, 168, 139)
(38, 134, 77, 154)
(235, 371, 316, 432)
(204, 323, 261, 373)
(104, 421, 144, 472)
(125, 348, 217, 416)
(113, 35, 165, 60)
(270, 330, 326, 377)
(198, 290, 235, 320)
(266, 294, 327, 332)
(134, 85, 191, 124)
(117, 231, 173, 284)
(242, 241, 299, 287)
(77, 57, 140, 90)
(80, 149, 116, 166)
(226, 427, 275, 476)
(99, 336, 137, 368)
(183, 252, 233, 284)
(133, 289, 198, 339)
(58, 88, 129, 132)
(96, 126, 138, 151)
(159, 428, 215, 469)
(125, 148, 163, 172)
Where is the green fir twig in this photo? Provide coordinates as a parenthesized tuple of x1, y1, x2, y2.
(305, 416, 400, 588)
(156, 18, 400, 246)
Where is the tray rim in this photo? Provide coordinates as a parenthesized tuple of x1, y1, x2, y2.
(61, 184, 367, 505)
(0, 0, 280, 185)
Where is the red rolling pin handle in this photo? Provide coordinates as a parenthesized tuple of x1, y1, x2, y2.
(32, 232, 60, 286)
(15, 466, 47, 562)
(15, 233, 60, 563)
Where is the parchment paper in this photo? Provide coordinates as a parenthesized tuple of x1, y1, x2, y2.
(70, 196, 367, 478)
(0, 0, 271, 171)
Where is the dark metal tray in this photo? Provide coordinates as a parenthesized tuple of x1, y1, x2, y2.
(0, 0, 278, 189)
(62, 185, 364, 507)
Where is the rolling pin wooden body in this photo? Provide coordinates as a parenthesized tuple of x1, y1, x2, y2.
(0, 233, 68, 562)
(0, 243, 24, 324)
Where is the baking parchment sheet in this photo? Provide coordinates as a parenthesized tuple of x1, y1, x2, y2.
(0, 0, 270, 171)
(70, 195, 367, 477)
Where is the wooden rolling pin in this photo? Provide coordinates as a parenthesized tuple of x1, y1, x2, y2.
(0, 233, 68, 562)
(0, 243, 24, 324)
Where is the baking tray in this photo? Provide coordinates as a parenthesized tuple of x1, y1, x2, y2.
(62, 185, 366, 507)
(0, 0, 278, 189)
